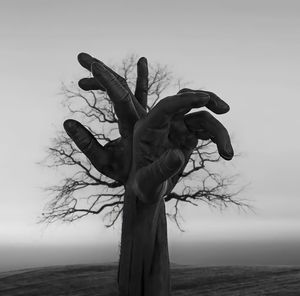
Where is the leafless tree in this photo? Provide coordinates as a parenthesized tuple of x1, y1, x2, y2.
(42, 54, 246, 229)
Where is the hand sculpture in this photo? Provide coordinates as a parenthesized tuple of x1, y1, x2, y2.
(63, 52, 234, 295)
(64, 53, 148, 184)
(64, 53, 233, 203)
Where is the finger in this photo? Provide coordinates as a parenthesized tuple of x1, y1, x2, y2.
(63, 119, 111, 170)
(146, 92, 210, 128)
(178, 88, 230, 114)
(78, 52, 124, 82)
(91, 62, 139, 136)
(78, 77, 105, 91)
(78, 52, 146, 119)
(184, 111, 234, 160)
(134, 57, 148, 110)
(133, 149, 185, 203)
(77, 52, 117, 91)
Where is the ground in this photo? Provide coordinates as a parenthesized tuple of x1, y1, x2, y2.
(0, 264, 300, 295)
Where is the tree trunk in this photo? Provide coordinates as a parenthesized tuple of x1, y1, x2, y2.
(118, 189, 171, 296)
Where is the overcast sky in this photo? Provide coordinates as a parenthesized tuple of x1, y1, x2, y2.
(0, 0, 299, 271)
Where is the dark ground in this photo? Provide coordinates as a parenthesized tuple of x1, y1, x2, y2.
(0, 264, 300, 295)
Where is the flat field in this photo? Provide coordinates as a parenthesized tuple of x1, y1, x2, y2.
(0, 264, 299, 295)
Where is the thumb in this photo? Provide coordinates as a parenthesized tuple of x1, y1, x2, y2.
(134, 149, 185, 203)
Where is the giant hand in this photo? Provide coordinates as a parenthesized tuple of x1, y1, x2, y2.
(64, 53, 234, 204)
(64, 53, 148, 184)
(130, 89, 233, 203)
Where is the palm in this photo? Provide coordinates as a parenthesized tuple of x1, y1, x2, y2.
(101, 137, 130, 183)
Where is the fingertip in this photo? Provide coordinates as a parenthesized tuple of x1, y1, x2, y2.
(216, 100, 230, 114)
(219, 142, 234, 160)
(78, 78, 89, 90)
(79, 78, 106, 91)
(77, 52, 90, 61)
(77, 52, 93, 68)
(206, 92, 231, 114)
(138, 56, 148, 65)
(223, 103, 230, 113)
(137, 57, 148, 77)
(63, 119, 79, 133)
(221, 152, 234, 161)
(77, 52, 85, 60)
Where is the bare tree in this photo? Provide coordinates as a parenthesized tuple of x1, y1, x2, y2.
(42, 54, 245, 229)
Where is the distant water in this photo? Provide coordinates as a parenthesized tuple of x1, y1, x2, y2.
(1, 239, 300, 272)
(0, 244, 116, 272)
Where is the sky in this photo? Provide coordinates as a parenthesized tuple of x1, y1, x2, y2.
(0, 0, 300, 271)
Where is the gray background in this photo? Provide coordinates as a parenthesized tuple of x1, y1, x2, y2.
(0, 0, 299, 271)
